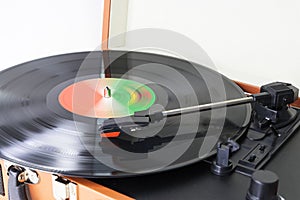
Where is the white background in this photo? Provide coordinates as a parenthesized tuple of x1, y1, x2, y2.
(123, 0, 300, 88)
(1, 1, 299, 88)
(0, 0, 102, 70)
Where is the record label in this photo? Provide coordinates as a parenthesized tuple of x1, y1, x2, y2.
(59, 78, 156, 118)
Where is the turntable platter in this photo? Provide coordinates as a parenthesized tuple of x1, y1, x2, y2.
(0, 51, 251, 177)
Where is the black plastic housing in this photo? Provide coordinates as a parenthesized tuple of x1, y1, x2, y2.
(260, 82, 299, 110)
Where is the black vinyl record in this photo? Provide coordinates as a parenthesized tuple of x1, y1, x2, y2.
(0, 51, 251, 177)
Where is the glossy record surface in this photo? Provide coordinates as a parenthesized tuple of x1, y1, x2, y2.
(0, 51, 251, 177)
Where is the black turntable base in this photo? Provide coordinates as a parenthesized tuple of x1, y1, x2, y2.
(0, 50, 299, 200)
(95, 112, 300, 200)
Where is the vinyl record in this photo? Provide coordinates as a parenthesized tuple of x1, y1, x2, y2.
(0, 51, 251, 177)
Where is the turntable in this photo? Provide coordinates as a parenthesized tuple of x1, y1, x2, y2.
(0, 1, 300, 200)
